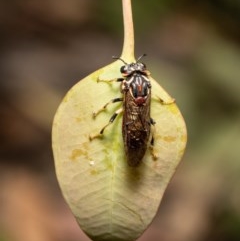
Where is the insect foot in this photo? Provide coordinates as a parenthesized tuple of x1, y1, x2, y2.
(92, 110, 101, 118)
(92, 104, 108, 118)
(92, 103, 109, 119)
(89, 133, 103, 141)
(158, 97, 175, 105)
(150, 146, 158, 160)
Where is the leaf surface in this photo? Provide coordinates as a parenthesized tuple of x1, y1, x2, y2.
(52, 60, 187, 241)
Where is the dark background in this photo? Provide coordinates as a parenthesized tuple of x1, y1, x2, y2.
(1, 1, 240, 241)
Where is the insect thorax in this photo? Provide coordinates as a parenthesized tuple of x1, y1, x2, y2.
(122, 72, 151, 106)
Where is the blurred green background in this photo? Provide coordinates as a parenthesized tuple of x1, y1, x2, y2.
(0, 0, 240, 241)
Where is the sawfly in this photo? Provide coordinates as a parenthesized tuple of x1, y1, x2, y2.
(90, 54, 173, 166)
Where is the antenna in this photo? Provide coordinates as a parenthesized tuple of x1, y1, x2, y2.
(136, 54, 147, 62)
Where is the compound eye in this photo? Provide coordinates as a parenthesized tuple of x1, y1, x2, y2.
(120, 65, 127, 73)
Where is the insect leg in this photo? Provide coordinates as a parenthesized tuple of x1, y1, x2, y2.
(150, 118, 156, 145)
(89, 108, 123, 140)
(158, 97, 175, 105)
(93, 97, 123, 118)
(97, 77, 124, 83)
(149, 118, 158, 160)
(100, 108, 123, 134)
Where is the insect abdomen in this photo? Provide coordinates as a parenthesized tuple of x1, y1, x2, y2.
(125, 129, 149, 166)
(122, 90, 151, 166)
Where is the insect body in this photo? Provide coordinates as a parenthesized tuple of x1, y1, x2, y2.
(90, 55, 156, 166)
(120, 58, 153, 166)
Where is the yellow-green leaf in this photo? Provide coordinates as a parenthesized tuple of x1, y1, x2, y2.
(52, 59, 187, 241)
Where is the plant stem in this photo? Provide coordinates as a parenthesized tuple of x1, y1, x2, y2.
(121, 0, 135, 61)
